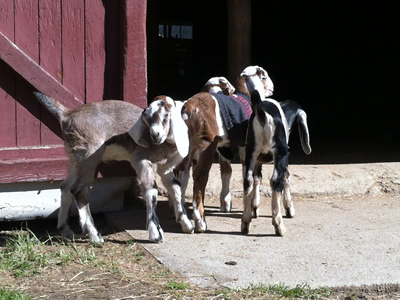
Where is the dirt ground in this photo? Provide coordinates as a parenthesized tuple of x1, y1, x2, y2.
(1, 197, 400, 300)
(0, 216, 219, 300)
(1, 161, 400, 299)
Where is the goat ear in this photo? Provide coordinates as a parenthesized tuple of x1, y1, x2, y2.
(128, 115, 149, 148)
(219, 77, 235, 95)
(181, 103, 191, 120)
(169, 104, 189, 158)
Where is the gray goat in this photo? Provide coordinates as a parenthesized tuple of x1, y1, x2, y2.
(33, 92, 192, 243)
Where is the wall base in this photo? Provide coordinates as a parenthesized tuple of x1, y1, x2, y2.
(0, 177, 134, 221)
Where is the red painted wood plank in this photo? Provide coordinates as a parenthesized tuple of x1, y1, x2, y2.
(39, 0, 63, 145)
(0, 0, 15, 40)
(0, 0, 16, 148)
(15, 0, 40, 147)
(121, 0, 147, 107)
(0, 61, 16, 147)
(62, 0, 85, 102)
(85, 0, 105, 103)
(0, 158, 135, 184)
(0, 158, 68, 183)
(0, 145, 65, 160)
(0, 32, 83, 108)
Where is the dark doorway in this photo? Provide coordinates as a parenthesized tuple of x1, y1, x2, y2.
(147, 1, 400, 163)
(147, 0, 227, 100)
(251, 2, 400, 163)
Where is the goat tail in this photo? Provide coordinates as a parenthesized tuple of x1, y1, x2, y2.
(297, 109, 312, 155)
(33, 91, 67, 121)
(280, 100, 312, 155)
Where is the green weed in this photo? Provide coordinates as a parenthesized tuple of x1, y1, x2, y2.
(0, 287, 31, 300)
(0, 229, 45, 277)
(166, 280, 188, 291)
(248, 283, 332, 299)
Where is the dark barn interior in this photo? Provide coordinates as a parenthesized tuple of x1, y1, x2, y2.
(147, 1, 400, 164)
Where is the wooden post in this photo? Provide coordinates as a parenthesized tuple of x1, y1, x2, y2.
(226, 0, 252, 83)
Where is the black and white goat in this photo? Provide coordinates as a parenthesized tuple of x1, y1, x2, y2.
(242, 90, 311, 236)
(214, 66, 275, 214)
(179, 65, 311, 234)
(33, 92, 192, 243)
(178, 66, 275, 232)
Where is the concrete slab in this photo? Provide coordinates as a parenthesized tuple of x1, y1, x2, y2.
(104, 163, 400, 289)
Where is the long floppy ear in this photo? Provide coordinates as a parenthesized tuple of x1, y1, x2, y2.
(128, 114, 149, 148)
(167, 98, 189, 158)
(219, 77, 235, 95)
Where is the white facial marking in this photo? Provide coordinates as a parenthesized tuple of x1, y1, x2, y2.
(241, 65, 259, 76)
(147, 100, 170, 144)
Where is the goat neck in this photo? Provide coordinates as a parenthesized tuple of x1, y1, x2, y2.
(235, 75, 251, 98)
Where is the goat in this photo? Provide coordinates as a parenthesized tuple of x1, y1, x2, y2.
(242, 90, 311, 236)
(179, 65, 311, 234)
(33, 92, 192, 243)
(178, 66, 274, 233)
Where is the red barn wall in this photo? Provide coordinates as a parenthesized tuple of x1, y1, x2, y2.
(0, 0, 147, 184)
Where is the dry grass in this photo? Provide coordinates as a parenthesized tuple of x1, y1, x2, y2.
(0, 215, 399, 300)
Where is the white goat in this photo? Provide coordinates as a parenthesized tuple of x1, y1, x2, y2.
(33, 92, 192, 243)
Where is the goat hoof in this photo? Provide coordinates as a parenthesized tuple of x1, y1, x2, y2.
(220, 201, 231, 212)
(274, 224, 286, 237)
(180, 218, 194, 234)
(241, 221, 250, 234)
(285, 207, 295, 218)
(251, 208, 259, 218)
(148, 223, 164, 243)
(59, 226, 75, 241)
(89, 233, 104, 244)
(194, 220, 207, 233)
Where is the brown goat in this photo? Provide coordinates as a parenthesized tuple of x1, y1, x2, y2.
(177, 66, 274, 232)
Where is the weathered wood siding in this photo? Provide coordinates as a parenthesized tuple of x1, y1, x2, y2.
(0, 0, 147, 184)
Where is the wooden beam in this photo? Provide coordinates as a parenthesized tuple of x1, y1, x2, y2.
(227, 0, 252, 83)
(0, 31, 83, 108)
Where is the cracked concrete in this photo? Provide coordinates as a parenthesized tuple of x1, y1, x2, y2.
(105, 162, 400, 289)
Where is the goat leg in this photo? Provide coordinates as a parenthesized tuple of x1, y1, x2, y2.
(71, 181, 104, 243)
(160, 171, 193, 234)
(251, 162, 262, 218)
(282, 171, 295, 218)
(191, 139, 218, 233)
(133, 159, 164, 243)
(144, 185, 164, 243)
(270, 169, 287, 237)
(218, 155, 232, 212)
(58, 178, 75, 240)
